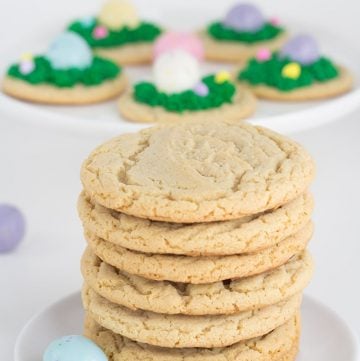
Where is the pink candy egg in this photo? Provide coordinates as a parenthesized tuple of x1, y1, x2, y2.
(153, 32, 204, 61)
(93, 26, 108, 39)
(256, 48, 271, 61)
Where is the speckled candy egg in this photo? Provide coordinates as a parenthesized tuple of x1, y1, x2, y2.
(223, 3, 265, 32)
(43, 335, 107, 361)
(153, 50, 200, 93)
(46, 32, 93, 70)
(153, 32, 204, 61)
(98, 0, 139, 30)
(0, 204, 25, 253)
(280, 35, 320, 65)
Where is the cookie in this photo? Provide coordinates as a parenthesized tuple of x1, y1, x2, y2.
(78, 191, 313, 256)
(93, 43, 154, 65)
(67, 0, 161, 65)
(239, 67, 353, 101)
(85, 222, 312, 284)
(2, 74, 127, 105)
(237, 35, 353, 101)
(82, 248, 313, 315)
(82, 285, 301, 348)
(118, 47, 256, 124)
(201, 3, 287, 63)
(3, 32, 127, 105)
(201, 30, 287, 63)
(118, 84, 256, 123)
(80, 121, 315, 223)
(84, 314, 300, 360)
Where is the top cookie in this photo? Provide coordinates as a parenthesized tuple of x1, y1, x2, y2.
(81, 121, 315, 223)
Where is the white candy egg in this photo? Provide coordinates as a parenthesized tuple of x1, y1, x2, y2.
(153, 50, 200, 93)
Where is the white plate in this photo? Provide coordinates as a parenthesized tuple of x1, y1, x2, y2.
(1, 1, 360, 136)
(14, 293, 359, 361)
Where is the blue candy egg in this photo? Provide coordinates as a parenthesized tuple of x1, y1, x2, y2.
(45, 32, 93, 70)
(79, 16, 96, 28)
(0, 204, 25, 253)
(43, 335, 107, 361)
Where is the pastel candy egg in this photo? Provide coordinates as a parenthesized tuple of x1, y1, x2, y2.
(269, 16, 280, 26)
(20, 61, 35, 75)
(153, 32, 204, 61)
(282, 62, 301, 79)
(223, 3, 265, 32)
(79, 16, 96, 28)
(193, 82, 209, 96)
(215, 70, 231, 84)
(46, 32, 92, 70)
(256, 48, 271, 61)
(43, 335, 107, 361)
(98, 0, 139, 30)
(20, 52, 33, 61)
(280, 35, 320, 65)
(153, 50, 200, 93)
(93, 26, 109, 39)
(0, 204, 26, 253)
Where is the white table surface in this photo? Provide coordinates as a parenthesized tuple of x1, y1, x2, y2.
(1, 0, 360, 359)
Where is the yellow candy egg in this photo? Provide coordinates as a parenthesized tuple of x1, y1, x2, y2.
(98, 0, 139, 30)
(20, 52, 33, 61)
(215, 71, 231, 84)
(281, 62, 301, 79)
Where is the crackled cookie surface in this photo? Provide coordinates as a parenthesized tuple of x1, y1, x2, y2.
(85, 222, 312, 284)
(81, 121, 315, 223)
(84, 314, 300, 361)
(78, 192, 313, 256)
(82, 248, 313, 315)
(82, 285, 301, 348)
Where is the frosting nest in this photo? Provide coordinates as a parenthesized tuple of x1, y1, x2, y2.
(239, 53, 339, 91)
(7, 56, 120, 87)
(207, 22, 283, 43)
(134, 75, 236, 113)
(69, 20, 161, 48)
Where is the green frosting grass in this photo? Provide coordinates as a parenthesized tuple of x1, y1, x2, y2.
(68, 20, 161, 48)
(134, 75, 236, 113)
(7, 56, 120, 88)
(207, 22, 283, 43)
(238, 53, 339, 91)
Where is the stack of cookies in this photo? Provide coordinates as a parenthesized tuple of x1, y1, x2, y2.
(78, 120, 315, 361)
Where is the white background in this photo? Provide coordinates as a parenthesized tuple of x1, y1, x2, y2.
(0, 0, 360, 359)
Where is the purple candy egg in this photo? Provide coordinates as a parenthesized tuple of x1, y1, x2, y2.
(193, 82, 209, 97)
(223, 3, 265, 32)
(0, 204, 25, 253)
(280, 35, 320, 65)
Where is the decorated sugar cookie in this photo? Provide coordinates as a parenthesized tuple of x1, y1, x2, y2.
(2, 32, 127, 105)
(68, 0, 162, 65)
(118, 37, 256, 123)
(201, 3, 287, 62)
(237, 34, 353, 101)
